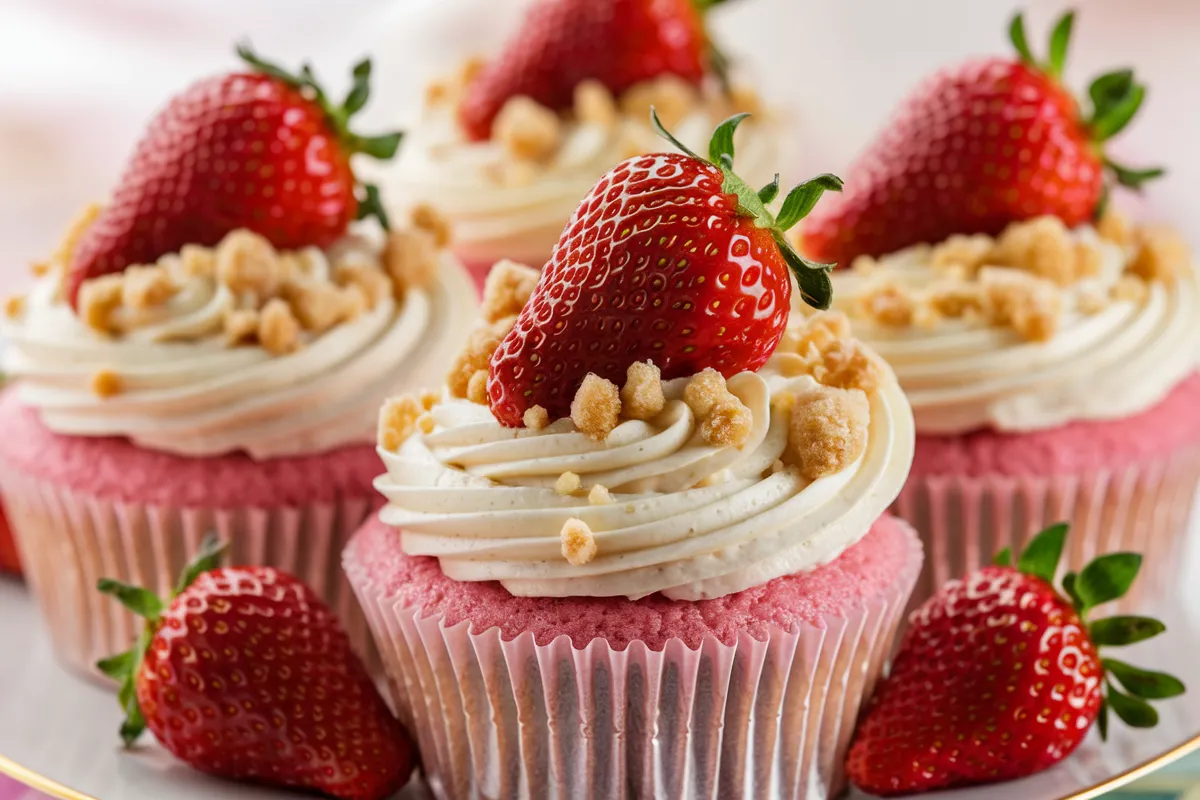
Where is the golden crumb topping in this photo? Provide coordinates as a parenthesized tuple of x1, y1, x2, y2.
(570, 373, 622, 441)
(784, 384, 870, 480)
(621, 360, 666, 421)
(560, 518, 598, 566)
(481, 259, 540, 323)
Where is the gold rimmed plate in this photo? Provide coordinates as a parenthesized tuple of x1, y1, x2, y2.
(3, 549, 1199, 800)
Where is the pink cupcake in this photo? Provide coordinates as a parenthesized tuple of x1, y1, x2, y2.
(346, 263, 919, 796)
(0, 49, 477, 678)
(830, 214, 1200, 604)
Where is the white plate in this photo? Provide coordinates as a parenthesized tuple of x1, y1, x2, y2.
(2, 552, 1200, 800)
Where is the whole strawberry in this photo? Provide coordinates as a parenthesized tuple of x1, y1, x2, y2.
(487, 111, 841, 426)
(97, 536, 415, 800)
(801, 11, 1163, 266)
(459, 0, 723, 141)
(848, 524, 1184, 796)
(67, 44, 402, 308)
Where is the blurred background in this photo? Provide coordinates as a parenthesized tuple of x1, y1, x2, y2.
(1, 0, 1197, 297)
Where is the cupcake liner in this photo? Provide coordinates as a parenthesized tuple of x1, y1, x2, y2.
(894, 444, 1200, 610)
(0, 467, 377, 681)
(346, 523, 923, 800)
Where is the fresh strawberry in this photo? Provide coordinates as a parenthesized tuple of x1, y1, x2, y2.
(487, 111, 841, 427)
(801, 11, 1163, 266)
(0, 507, 18, 575)
(459, 0, 723, 141)
(848, 524, 1184, 796)
(97, 536, 415, 800)
(66, 44, 403, 308)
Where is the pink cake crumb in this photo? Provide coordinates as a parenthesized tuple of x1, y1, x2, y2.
(346, 514, 922, 651)
(912, 372, 1200, 479)
(0, 392, 383, 509)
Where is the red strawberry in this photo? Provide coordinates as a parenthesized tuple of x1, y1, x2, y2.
(487, 112, 841, 427)
(66, 44, 403, 309)
(848, 524, 1184, 796)
(0, 506, 18, 575)
(97, 537, 415, 800)
(801, 11, 1163, 267)
(459, 0, 718, 141)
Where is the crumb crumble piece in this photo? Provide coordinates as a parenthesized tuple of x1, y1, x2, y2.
(979, 268, 1060, 342)
(420, 390, 441, 410)
(411, 203, 453, 248)
(619, 74, 698, 130)
(466, 369, 489, 404)
(494, 96, 562, 162)
(30, 261, 51, 278)
(560, 518, 597, 566)
(1112, 274, 1149, 304)
(216, 230, 281, 302)
(1076, 286, 1109, 315)
(570, 373, 621, 441)
(78, 274, 124, 333)
(856, 282, 914, 327)
(384, 228, 440, 296)
(447, 316, 515, 398)
(1130, 225, 1189, 283)
(574, 80, 619, 127)
(804, 339, 880, 394)
(931, 234, 993, 274)
(52, 203, 102, 266)
(3, 295, 24, 320)
(785, 385, 870, 480)
(378, 395, 424, 451)
(701, 397, 753, 448)
(925, 281, 985, 320)
(683, 368, 727, 419)
(334, 263, 391, 310)
(91, 369, 123, 399)
(417, 412, 436, 435)
(555, 471, 582, 495)
(588, 484, 612, 505)
(1096, 207, 1133, 247)
(257, 299, 302, 356)
(121, 265, 176, 310)
(223, 308, 259, 346)
(523, 405, 549, 430)
(481, 259, 540, 323)
(780, 311, 851, 355)
(621, 360, 665, 421)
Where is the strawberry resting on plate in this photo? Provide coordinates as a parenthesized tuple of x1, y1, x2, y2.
(97, 536, 415, 800)
(848, 523, 1184, 796)
(67, 44, 403, 309)
(801, 10, 1163, 267)
(459, 0, 731, 141)
(487, 110, 842, 427)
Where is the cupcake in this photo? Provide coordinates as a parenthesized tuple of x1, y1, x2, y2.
(798, 12, 1200, 603)
(346, 117, 920, 798)
(388, 0, 783, 285)
(0, 47, 477, 678)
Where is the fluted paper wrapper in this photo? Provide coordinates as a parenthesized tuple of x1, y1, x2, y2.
(346, 528, 922, 800)
(0, 468, 376, 681)
(895, 444, 1200, 610)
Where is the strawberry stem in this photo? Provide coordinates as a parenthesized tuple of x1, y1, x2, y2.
(235, 42, 403, 230)
(649, 108, 841, 309)
(96, 533, 228, 747)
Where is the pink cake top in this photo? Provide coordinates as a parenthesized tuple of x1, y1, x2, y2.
(911, 371, 1200, 479)
(347, 513, 922, 651)
(0, 392, 382, 509)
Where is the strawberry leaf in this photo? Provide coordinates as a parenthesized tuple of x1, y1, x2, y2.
(1107, 683, 1159, 728)
(1104, 659, 1186, 699)
(1089, 615, 1166, 647)
(1062, 571, 1086, 613)
(1008, 13, 1035, 66)
(1017, 522, 1068, 585)
(1097, 699, 1109, 741)
(1105, 159, 1165, 191)
(1088, 69, 1135, 122)
(708, 113, 751, 169)
(97, 579, 164, 622)
(775, 174, 845, 232)
(356, 184, 392, 230)
(758, 175, 781, 206)
(96, 650, 135, 682)
(1092, 83, 1147, 141)
(1075, 552, 1141, 611)
(173, 534, 227, 597)
(650, 108, 702, 161)
(342, 59, 373, 118)
(1047, 11, 1076, 79)
(993, 547, 1013, 568)
(775, 233, 833, 310)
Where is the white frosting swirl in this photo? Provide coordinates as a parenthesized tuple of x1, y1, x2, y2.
(389, 108, 781, 267)
(832, 230, 1200, 434)
(2, 246, 478, 460)
(375, 356, 913, 601)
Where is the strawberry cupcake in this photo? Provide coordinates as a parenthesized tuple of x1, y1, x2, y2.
(0, 48, 477, 678)
(346, 118, 921, 798)
(388, 0, 784, 285)
(802, 13, 1200, 603)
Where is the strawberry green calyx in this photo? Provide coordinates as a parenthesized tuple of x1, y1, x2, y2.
(96, 534, 227, 746)
(1007, 10, 1163, 195)
(994, 523, 1184, 740)
(650, 109, 842, 310)
(235, 43, 402, 230)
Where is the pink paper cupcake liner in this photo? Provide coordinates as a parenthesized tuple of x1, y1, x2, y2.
(346, 521, 923, 800)
(0, 467, 376, 681)
(894, 443, 1200, 610)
